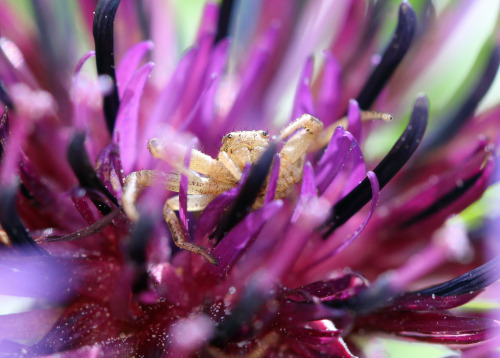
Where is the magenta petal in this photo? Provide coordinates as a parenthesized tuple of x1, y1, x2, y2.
(116, 40, 154, 98)
(264, 154, 281, 204)
(347, 99, 361, 141)
(113, 62, 154, 173)
(212, 201, 283, 276)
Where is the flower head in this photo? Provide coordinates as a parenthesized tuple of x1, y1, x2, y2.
(0, 0, 500, 356)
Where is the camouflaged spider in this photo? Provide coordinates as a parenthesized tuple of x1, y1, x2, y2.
(122, 112, 391, 265)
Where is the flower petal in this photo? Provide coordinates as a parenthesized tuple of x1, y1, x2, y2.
(93, 0, 121, 134)
(357, 311, 500, 344)
(0, 186, 47, 255)
(356, 1, 417, 109)
(67, 132, 118, 214)
(116, 40, 154, 98)
(422, 45, 500, 152)
(210, 142, 277, 242)
(320, 94, 428, 236)
(114, 62, 154, 174)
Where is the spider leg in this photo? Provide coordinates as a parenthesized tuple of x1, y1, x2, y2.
(147, 138, 217, 175)
(122, 169, 212, 221)
(164, 198, 218, 265)
(217, 151, 242, 181)
(278, 114, 324, 165)
(166, 194, 215, 211)
(310, 110, 392, 151)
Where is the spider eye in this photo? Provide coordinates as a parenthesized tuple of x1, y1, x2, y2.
(227, 133, 233, 139)
(261, 131, 267, 137)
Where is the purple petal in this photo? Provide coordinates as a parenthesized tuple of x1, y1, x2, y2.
(315, 51, 341, 125)
(0, 308, 63, 343)
(340, 131, 366, 195)
(211, 201, 283, 276)
(264, 154, 281, 204)
(113, 62, 154, 174)
(116, 40, 154, 98)
(74, 50, 95, 75)
(141, 48, 198, 165)
(309, 171, 379, 267)
(196, 1, 219, 41)
(291, 161, 317, 222)
(316, 126, 348, 193)
(291, 56, 315, 122)
(347, 99, 361, 141)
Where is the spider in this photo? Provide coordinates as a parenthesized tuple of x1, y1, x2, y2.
(122, 112, 391, 265)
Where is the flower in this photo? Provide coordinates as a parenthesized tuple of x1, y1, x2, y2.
(0, 0, 500, 357)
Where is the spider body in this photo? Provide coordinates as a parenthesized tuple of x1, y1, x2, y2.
(122, 114, 323, 265)
(122, 111, 390, 265)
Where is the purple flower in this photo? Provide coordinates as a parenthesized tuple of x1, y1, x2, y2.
(0, 0, 500, 356)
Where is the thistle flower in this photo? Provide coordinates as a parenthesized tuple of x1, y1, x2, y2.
(0, 0, 500, 357)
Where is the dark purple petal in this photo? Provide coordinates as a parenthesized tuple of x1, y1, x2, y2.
(67, 132, 118, 215)
(390, 291, 481, 311)
(95, 143, 125, 199)
(0, 82, 14, 109)
(422, 45, 500, 152)
(320, 95, 428, 236)
(417, 256, 500, 297)
(214, 0, 235, 44)
(93, 0, 121, 134)
(356, 1, 417, 109)
(357, 311, 500, 344)
(39, 208, 121, 243)
(401, 167, 485, 227)
(113, 62, 154, 173)
(0, 185, 47, 255)
(116, 40, 154, 97)
(283, 273, 367, 303)
(210, 142, 277, 242)
(0, 106, 8, 158)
